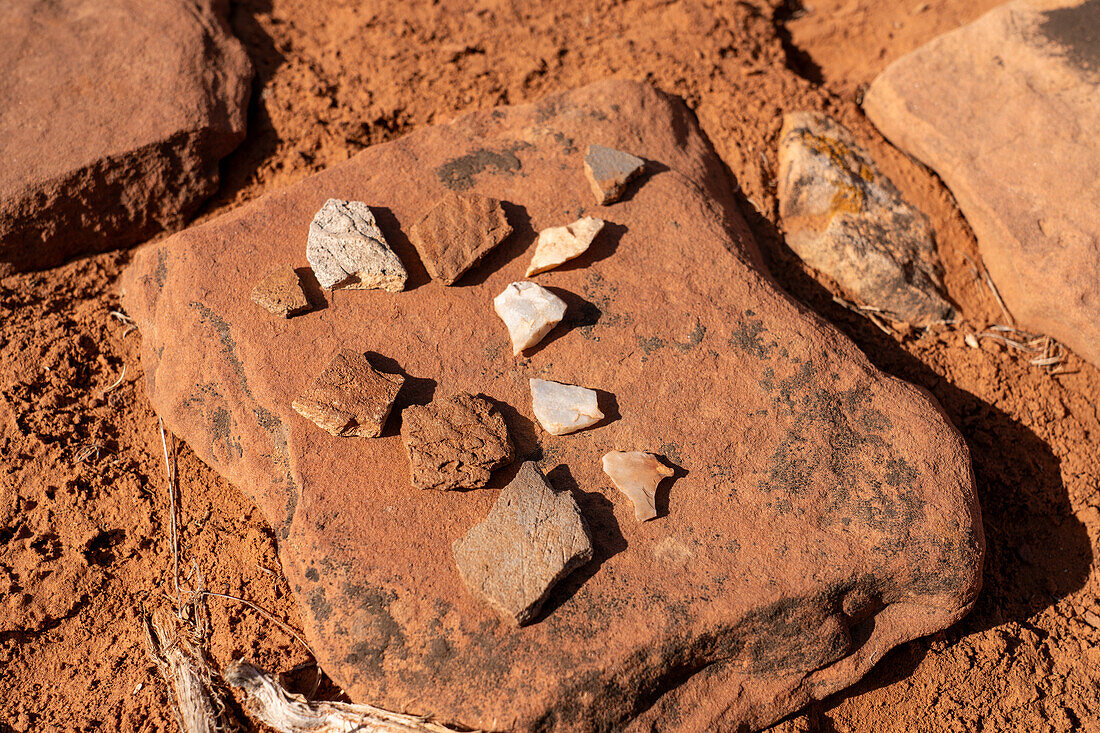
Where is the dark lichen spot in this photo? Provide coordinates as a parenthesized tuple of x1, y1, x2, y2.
(1037, 0, 1100, 77)
(153, 248, 168, 290)
(729, 316, 773, 359)
(436, 147, 522, 191)
(305, 567, 319, 581)
(307, 586, 332, 623)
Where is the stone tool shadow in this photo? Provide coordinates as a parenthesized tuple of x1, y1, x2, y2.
(532, 463, 628, 624)
(371, 206, 432, 291)
(364, 352, 436, 438)
(740, 202, 1093, 711)
(475, 397, 545, 493)
(457, 200, 537, 288)
(524, 288, 602, 356)
(293, 267, 328, 312)
(653, 454, 688, 520)
(612, 158, 670, 205)
(547, 220, 628, 273)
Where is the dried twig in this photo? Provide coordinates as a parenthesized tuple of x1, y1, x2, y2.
(110, 309, 139, 337)
(144, 607, 240, 733)
(982, 269, 1014, 325)
(224, 661, 472, 733)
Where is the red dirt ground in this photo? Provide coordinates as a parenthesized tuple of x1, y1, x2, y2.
(1, 1, 1098, 731)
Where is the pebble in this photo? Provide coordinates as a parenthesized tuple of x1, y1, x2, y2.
(409, 192, 513, 285)
(529, 378, 604, 436)
(401, 393, 513, 491)
(493, 282, 567, 355)
(602, 451, 674, 521)
(452, 461, 593, 625)
(292, 350, 404, 438)
(584, 144, 646, 205)
(526, 216, 605, 276)
(250, 266, 311, 318)
(306, 199, 407, 291)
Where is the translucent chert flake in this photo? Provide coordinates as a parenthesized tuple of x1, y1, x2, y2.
(602, 451, 674, 522)
(306, 199, 407, 291)
(529, 378, 604, 436)
(525, 216, 605, 276)
(493, 282, 567, 355)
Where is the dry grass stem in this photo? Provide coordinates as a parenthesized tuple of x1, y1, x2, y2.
(101, 364, 127, 396)
(159, 418, 183, 608)
(224, 661, 473, 733)
(982, 268, 1014, 325)
(200, 591, 316, 659)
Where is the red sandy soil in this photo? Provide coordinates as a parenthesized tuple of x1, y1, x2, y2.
(2, 1, 1098, 731)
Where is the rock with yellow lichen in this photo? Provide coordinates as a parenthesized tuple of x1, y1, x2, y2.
(778, 112, 952, 325)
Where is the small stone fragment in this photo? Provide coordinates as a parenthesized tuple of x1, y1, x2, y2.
(602, 451, 674, 522)
(493, 282, 567, 355)
(401, 393, 514, 491)
(529, 378, 604, 436)
(584, 144, 645, 205)
(409, 192, 513, 285)
(777, 113, 952, 325)
(250, 266, 311, 318)
(525, 216, 605, 276)
(306, 199, 407, 291)
(964, 333, 980, 349)
(292, 350, 404, 438)
(453, 461, 593, 625)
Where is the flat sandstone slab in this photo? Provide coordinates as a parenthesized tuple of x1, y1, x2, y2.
(121, 81, 983, 732)
(0, 0, 251, 271)
(863, 0, 1100, 365)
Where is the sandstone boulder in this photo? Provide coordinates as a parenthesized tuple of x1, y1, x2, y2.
(863, 0, 1100, 364)
(778, 112, 952, 325)
(0, 0, 251, 271)
(121, 80, 983, 732)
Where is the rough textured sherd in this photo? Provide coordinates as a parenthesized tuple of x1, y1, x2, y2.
(251, 267, 311, 318)
(863, 0, 1100, 364)
(778, 112, 952, 325)
(603, 451, 675, 522)
(526, 216, 605, 276)
(0, 0, 251, 271)
(401, 393, 514, 491)
(121, 81, 984, 732)
(292, 350, 404, 438)
(494, 282, 568, 355)
(529, 378, 604, 436)
(306, 199, 407, 291)
(584, 144, 646, 205)
(409, 192, 513, 284)
(453, 462, 593, 625)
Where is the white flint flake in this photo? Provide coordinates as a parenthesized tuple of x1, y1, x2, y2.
(493, 282, 567, 355)
(525, 216, 605, 276)
(306, 198, 407, 291)
(529, 378, 604, 436)
(602, 451, 674, 522)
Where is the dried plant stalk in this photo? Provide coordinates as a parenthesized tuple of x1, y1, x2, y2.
(224, 661, 473, 733)
(144, 608, 239, 733)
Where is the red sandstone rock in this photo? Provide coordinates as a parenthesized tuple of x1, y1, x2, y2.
(408, 192, 513, 284)
(251, 267, 311, 318)
(863, 0, 1100, 365)
(453, 462, 593, 625)
(401, 393, 513, 491)
(292, 351, 404, 439)
(121, 80, 983, 732)
(0, 0, 251, 271)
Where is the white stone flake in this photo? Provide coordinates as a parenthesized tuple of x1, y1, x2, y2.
(529, 378, 604, 436)
(602, 451, 674, 522)
(306, 198, 407, 291)
(525, 216, 605, 276)
(493, 282, 567, 356)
